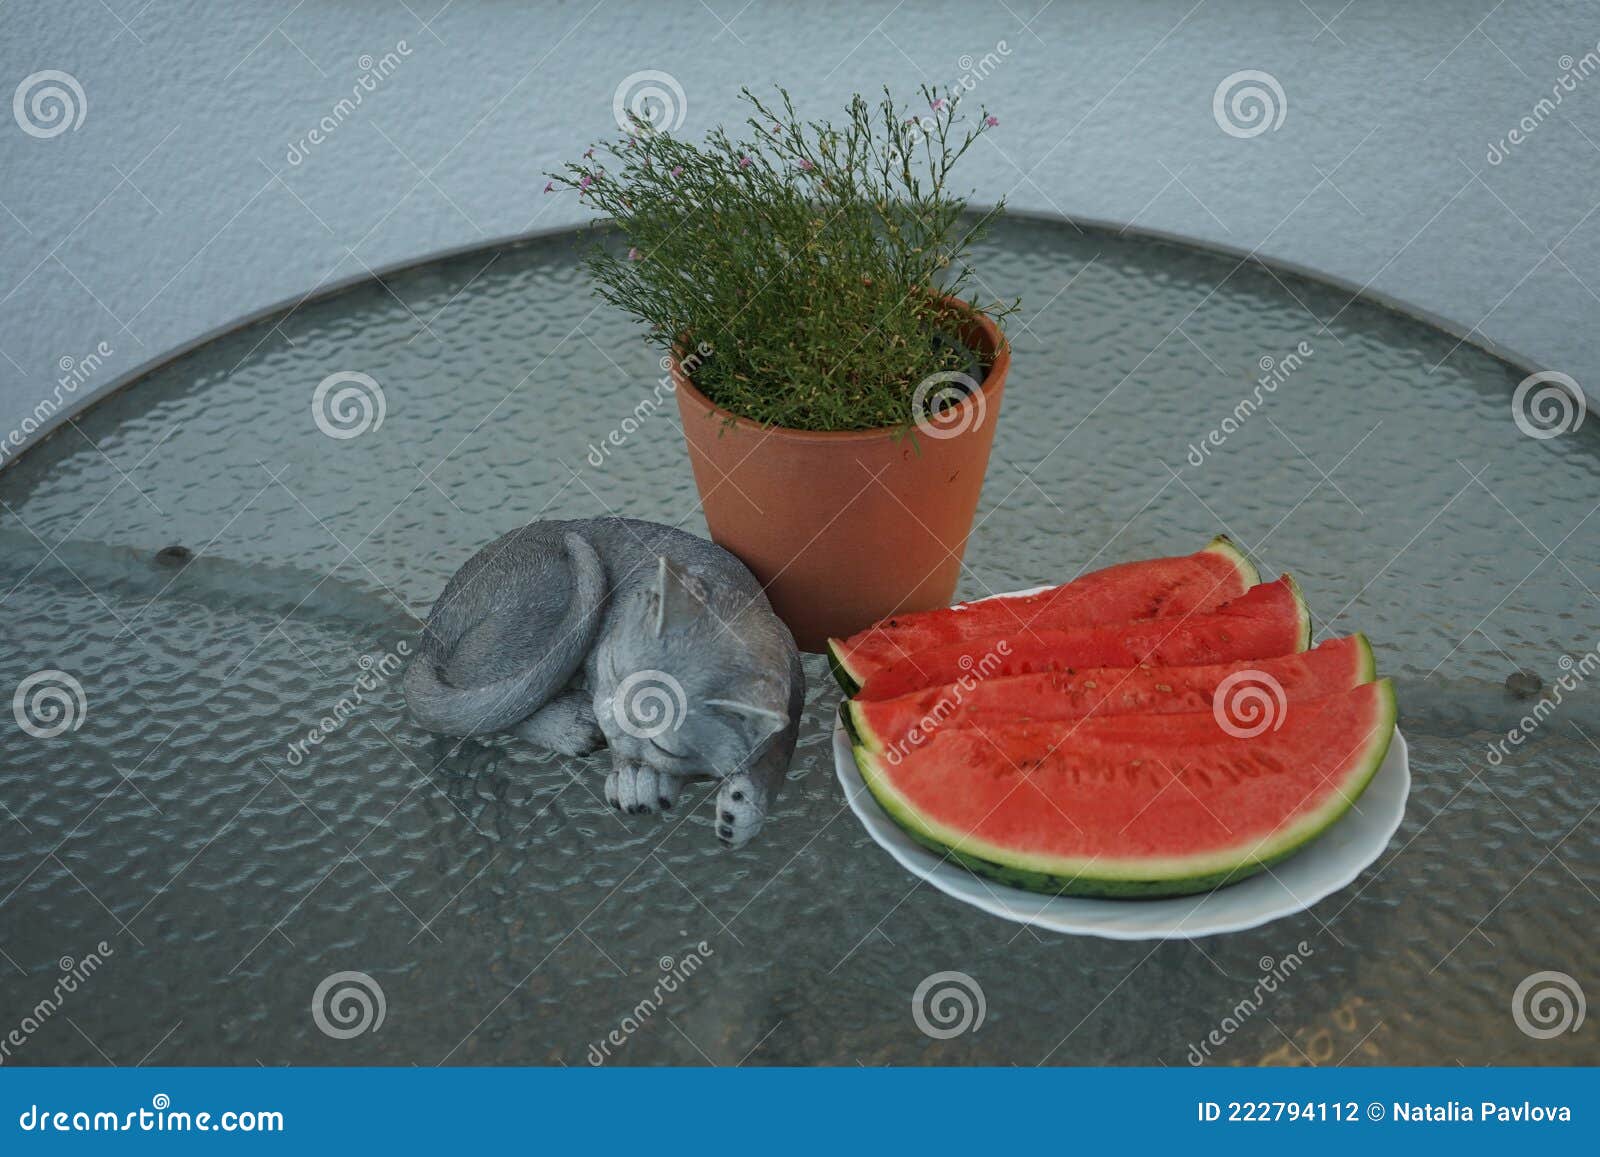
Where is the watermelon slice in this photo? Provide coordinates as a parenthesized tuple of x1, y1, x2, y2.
(848, 633, 1375, 756)
(853, 575, 1311, 701)
(852, 680, 1397, 898)
(826, 536, 1258, 694)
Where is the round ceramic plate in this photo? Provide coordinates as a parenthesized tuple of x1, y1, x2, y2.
(830, 585, 1411, 940)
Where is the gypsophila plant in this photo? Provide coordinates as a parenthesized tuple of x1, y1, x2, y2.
(547, 86, 1016, 432)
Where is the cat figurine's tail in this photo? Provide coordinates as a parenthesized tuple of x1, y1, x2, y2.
(403, 531, 605, 736)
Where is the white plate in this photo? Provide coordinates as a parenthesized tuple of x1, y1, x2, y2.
(830, 592, 1411, 939)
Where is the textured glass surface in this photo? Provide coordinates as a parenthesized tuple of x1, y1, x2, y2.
(0, 217, 1594, 1066)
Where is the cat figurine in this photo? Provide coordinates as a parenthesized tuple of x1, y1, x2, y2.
(403, 517, 804, 847)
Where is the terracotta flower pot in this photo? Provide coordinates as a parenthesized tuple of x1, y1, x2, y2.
(672, 298, 1010, 652)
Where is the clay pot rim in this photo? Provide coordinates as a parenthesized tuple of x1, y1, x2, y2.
(668, 294, 1011, 444)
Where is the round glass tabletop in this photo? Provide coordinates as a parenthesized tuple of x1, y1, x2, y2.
(0, 215, 1594, 1066)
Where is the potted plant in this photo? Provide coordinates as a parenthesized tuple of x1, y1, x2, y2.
(549, 87, 1015, 651)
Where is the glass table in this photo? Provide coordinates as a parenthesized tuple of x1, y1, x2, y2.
(0, 216, 1594, 1066)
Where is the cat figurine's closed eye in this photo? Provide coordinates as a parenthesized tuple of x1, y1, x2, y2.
(403, 517, 803, 846)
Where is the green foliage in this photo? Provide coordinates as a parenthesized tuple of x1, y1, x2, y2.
(549, 86, 1016, 432)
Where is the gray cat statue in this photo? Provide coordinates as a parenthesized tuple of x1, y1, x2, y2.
(403, 517, 804, 847)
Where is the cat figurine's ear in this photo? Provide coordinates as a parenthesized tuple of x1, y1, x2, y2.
(653, 556, 709, 637)
(705, 698, 789, 736)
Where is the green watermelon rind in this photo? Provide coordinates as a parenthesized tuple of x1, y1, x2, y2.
(837, 699, 862, 746)
(1202, 534, 1260, 590)
(850, 679, 1397, 899)
(1353, 631, 1377, 681)
(1284, 572, 1313, 653)
(826, 537, 1263, 696)
(846, 632, 1376, 758)
(844, 697, 884, 754)
(827, 641, 861, 697)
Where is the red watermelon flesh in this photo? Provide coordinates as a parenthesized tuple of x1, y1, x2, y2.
(849, 633, 1374, 756)
(852, 680, 1397, 897)
(826, 536, 1258, 693)
(854, 575, 1311, 701)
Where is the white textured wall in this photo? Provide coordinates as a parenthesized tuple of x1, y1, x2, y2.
(2, 0, 1597, 459)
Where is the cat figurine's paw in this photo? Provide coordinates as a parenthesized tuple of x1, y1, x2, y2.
(604, 762, 682, 814)
(512, 690, 604, 757)
(715, 772, 766, 848)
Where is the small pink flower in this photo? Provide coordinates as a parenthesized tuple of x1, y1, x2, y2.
(799, 157, 814, 171)
(738, 155, 752, 168)
(579, 174, 593, 190)
(772, 123, 782, 134)
(930, 98, 947, 111)
(583, 147, 595, 159)
(671, 164, 683, 177)
(627, 247, 642, 261)
(543, 180, 554, 193)
(985, 115, 999, 127)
